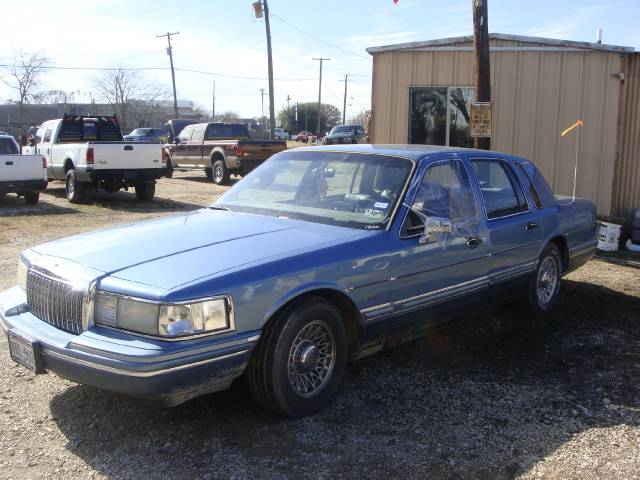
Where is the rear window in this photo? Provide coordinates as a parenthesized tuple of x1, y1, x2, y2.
(57, 116, 123, 143)
(205, 124, 249, 140)
(0, 138, 18, 154)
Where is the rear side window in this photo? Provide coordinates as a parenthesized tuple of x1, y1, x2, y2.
(0, 138, 18, 154)
(205, 124, 249, 140)
(515, 163, 543, 208)
(471, 159, 529, 219)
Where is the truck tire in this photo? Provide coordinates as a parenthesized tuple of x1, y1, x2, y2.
(246, 296, 348, 417)
(65, 169, 85, 203)
(135, 181, 155, 201)
(24, 191, 40, 205)
(520, 243, 562, 316)
(165, 156, 174, 178)
(212, 159, 230, 185)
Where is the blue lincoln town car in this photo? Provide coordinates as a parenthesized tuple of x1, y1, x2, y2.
(1, 145, 597, 417)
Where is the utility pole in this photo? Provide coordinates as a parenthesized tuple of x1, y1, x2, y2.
(157, 31, 180, 118)
(472, 0, 491, 150)
(341, 73, 349, 124)
(313, 57, 330, 142)
(212, 80, 216, 121)
(263, 0, 276, 139)
(260, 88, 266, 128)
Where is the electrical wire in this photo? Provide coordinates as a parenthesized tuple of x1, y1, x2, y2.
(270, 12, 371, 61)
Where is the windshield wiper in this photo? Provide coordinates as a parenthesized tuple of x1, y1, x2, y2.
(208, 205, 231, 211)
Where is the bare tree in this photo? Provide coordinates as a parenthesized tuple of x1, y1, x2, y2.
(1, 50, 49, 122)
(32, 89, 75, 105)
(219, 111, 240, 122)
(347, 109, 370, 128)
(93, 66, 169, 132)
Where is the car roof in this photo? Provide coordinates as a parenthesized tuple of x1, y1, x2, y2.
(291, 144, 524, 162)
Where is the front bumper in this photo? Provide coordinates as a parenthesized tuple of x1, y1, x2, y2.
(0, 286, 258, 406)
(0, 179, 47, 194)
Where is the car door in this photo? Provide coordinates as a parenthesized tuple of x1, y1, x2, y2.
(187, 124, 206, 167)
(171, 125, 193, 166)
(467, 156, 544, 298)
(387, 154, 490, 331)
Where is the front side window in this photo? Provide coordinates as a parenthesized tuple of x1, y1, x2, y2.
(409, 87, 475, 147)
(216, 151, 413, 229)
(471, 159, 529, 219)
(177, 126, 193, 142)
(43, 128, 53, 143)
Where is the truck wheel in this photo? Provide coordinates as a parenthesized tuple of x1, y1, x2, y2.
(135, 182, 155, 201)
(212, 160, 230, 185)
(246, 296, 347, 417)
(24, 191, 40, 205)
(65, 169, 85, 203)
(165, 156, 174, 178)
(204, 167, 213, 179)
(520, 243, 562, 316)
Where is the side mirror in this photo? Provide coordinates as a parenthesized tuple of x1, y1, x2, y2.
(403, 204, 453, 244)
(174, 138, 180, 144)
(28, 138, 36, 147)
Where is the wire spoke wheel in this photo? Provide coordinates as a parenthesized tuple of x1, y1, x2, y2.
(536, 256, 558, 306)
(287, 320, 336, 398)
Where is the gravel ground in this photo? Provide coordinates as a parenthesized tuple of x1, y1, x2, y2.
(1, 172, 639, 479)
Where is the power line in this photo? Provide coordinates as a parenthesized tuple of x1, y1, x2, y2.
(271, 12, 371, 61)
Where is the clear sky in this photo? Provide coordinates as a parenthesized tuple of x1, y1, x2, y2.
(1, 0, 638, 120)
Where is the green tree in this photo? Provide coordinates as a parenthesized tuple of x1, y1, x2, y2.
(277, 102, 341, 136)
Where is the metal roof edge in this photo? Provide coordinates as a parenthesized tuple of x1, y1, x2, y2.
(366, 33, 636, 55)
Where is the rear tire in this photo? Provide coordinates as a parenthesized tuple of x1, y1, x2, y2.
(24, 191, 40, 205)
(135, 181, 155, 201)
(520, 244, 562, 316)
(212, 159, 230, 185)
(247, 296, 347, 418)
(65, 169, 85, 203)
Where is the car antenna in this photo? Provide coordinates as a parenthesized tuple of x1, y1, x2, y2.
(560, 119, 583, 204)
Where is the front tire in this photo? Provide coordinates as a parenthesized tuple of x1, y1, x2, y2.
(165, 156, 174, 178)
(135, 181, 155, 201)
(204, 167, 213, 179)
(521, 244, 562, 316)
(247, 296, 347, 417)
(24, 191, 40, 205)
(65, 169, 85, 203)
(212, 159, 230, 185)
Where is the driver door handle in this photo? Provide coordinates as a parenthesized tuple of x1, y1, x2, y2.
(525, 222, 538, 231)
(466, 237, 482, 249)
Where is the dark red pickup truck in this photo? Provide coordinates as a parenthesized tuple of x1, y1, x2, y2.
(165, 122, 286, 185)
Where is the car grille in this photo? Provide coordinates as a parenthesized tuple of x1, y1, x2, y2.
(26, 269, 84, 335)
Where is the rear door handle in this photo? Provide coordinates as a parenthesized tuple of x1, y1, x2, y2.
(124, 145, 133, 151)
(525, 222, 538, 231)
(5, 161, 13, 165)
(466, 237, 482, 249)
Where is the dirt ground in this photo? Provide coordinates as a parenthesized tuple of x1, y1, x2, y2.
(0, 172, 639, 479)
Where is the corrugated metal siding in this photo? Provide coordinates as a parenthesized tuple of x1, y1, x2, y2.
(612, 53, 640, 217)
(370, 42, 623, 215)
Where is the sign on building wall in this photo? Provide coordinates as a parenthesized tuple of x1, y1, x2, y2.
(470, 102, 492, 137)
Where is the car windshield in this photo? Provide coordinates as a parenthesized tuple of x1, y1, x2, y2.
(214, 151, 413, 229)
(331, 126, 356, 134)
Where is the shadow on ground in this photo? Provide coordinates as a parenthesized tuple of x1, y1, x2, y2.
(50, 280, 640, 479)
(178, 174, 239, 187)
(0, 194, 77, 216)
(44, 184, 204, 213)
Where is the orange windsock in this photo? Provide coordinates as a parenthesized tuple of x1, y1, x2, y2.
(561, 120, 583, 137)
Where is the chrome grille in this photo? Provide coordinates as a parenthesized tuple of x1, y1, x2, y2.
(26, 269, 84, 335)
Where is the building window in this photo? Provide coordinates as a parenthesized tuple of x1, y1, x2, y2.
(409, 87, 475, 147)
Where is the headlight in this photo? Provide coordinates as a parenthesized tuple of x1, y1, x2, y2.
(17, 258, 28, 292)
(94, 293, 233, 338)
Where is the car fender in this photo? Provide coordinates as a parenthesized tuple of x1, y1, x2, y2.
(261, 280, 357, 326)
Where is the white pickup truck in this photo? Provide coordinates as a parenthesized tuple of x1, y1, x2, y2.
(0, 135, 47, 204)
(25, 115, 166, 202)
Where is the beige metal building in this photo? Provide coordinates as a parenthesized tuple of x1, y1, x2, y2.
(366, 33, 639, 216)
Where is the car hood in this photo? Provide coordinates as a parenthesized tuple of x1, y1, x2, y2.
(30, 209, 368, 290)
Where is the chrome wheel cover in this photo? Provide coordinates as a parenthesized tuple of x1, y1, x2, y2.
(66, 175, 74, 197)
(536, 256, 558, 306)
(287, 320, 336, 398)
(214, 165, 223, 182)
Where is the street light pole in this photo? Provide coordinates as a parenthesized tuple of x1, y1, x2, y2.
(313, 57, 330, 142)
(156, 31, 180, 118)
(212, 80, 216, 121)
